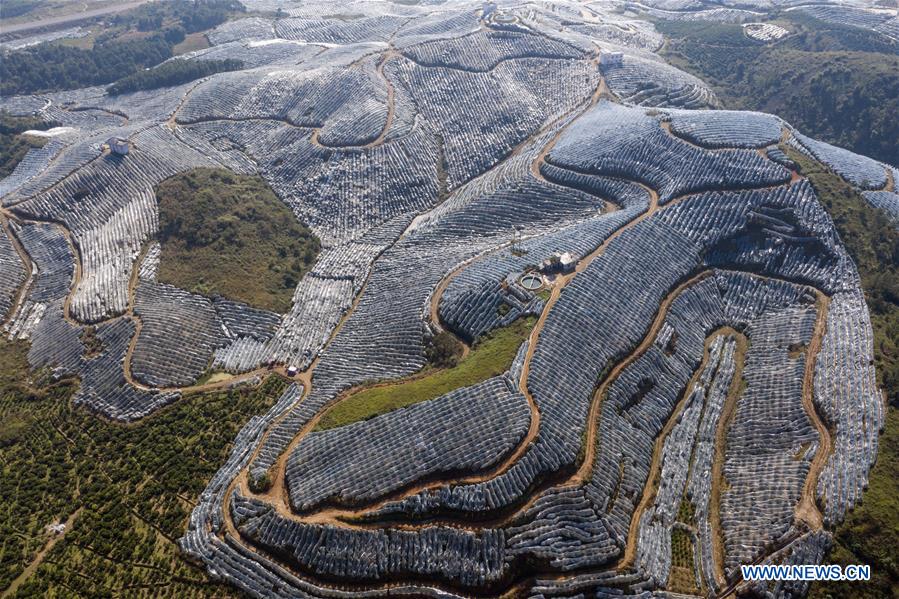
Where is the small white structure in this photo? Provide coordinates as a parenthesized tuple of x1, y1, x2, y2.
(106, 137, 129, 156)
(600, 52, 624, 67)
(286, 365, 299, 377)
(540, 251, 577, 274)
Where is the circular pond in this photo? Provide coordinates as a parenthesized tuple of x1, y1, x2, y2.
(520, 272, 543, 290)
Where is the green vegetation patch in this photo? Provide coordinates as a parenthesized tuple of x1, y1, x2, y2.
(670, 527, 694, 569)
(107, 57, 242, 95)
(0, 0, 42, 20)
(809, 409, 899, 599)
(315, 317, 536, 431)
(783, 147, 899, 402)
(0, 338, 279, 597)
(656, 16, 899, 166)
(668, 527, 698, 593)
(677, 497, 696, 526)
(781, 147, 899, 598)
(114, 0, 243, 36)
(0, 0, 245, 96)
(155, 168, 320, 313)
(1, 35, 174, 96)
(0, 111, 57, 179)
(174, 31, 212, 55)
(425, 330, 465, 368)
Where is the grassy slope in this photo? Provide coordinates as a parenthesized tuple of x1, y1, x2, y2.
(783, 148, 899, 403)
(809, 410, 899, 599)
(173, 31, 210, 55)
(156, 168, 320, 314)
(656, 17, 899, 166)
(315, 317, 536, 431)
(782, 147, 898, 599)
(0, 338, 287, 597)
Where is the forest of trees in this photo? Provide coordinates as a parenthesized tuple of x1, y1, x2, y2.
(657, 15, 899, 166)
(0, 0, 244, 96)
(0, 337, 277, 596)
(111, 0, 244, 35)
(1, 37, 173, 95)
(107, 58, 242, 95)
(0, 0, 40, 19)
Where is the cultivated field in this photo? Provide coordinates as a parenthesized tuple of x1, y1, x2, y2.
(1, 0, 895, 597)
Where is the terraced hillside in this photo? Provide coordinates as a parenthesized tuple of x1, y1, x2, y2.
(652, 13, 899, 166)
(0, 0, 895, 597)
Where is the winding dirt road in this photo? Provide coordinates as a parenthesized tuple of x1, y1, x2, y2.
(708, 334, 749, 589)
(226, 54, 628, 521)
(188, 45, 840, 597)
(796, 294, 832, 531)
(617, 327, 748, 570)
(1, 39, 843, 597)
(0, 212, 35, 329)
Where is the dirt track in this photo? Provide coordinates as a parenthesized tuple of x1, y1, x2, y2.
(796, 294, 832, 530)
(1, 508, 83, 598)
(617, 327, 747, 571)
(209, 57, 836, 583)
(224, 52, 620, 520)
(708, 334, 749, 588)
(1, 40, 843, 596)
(0, 212, 34, 329)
